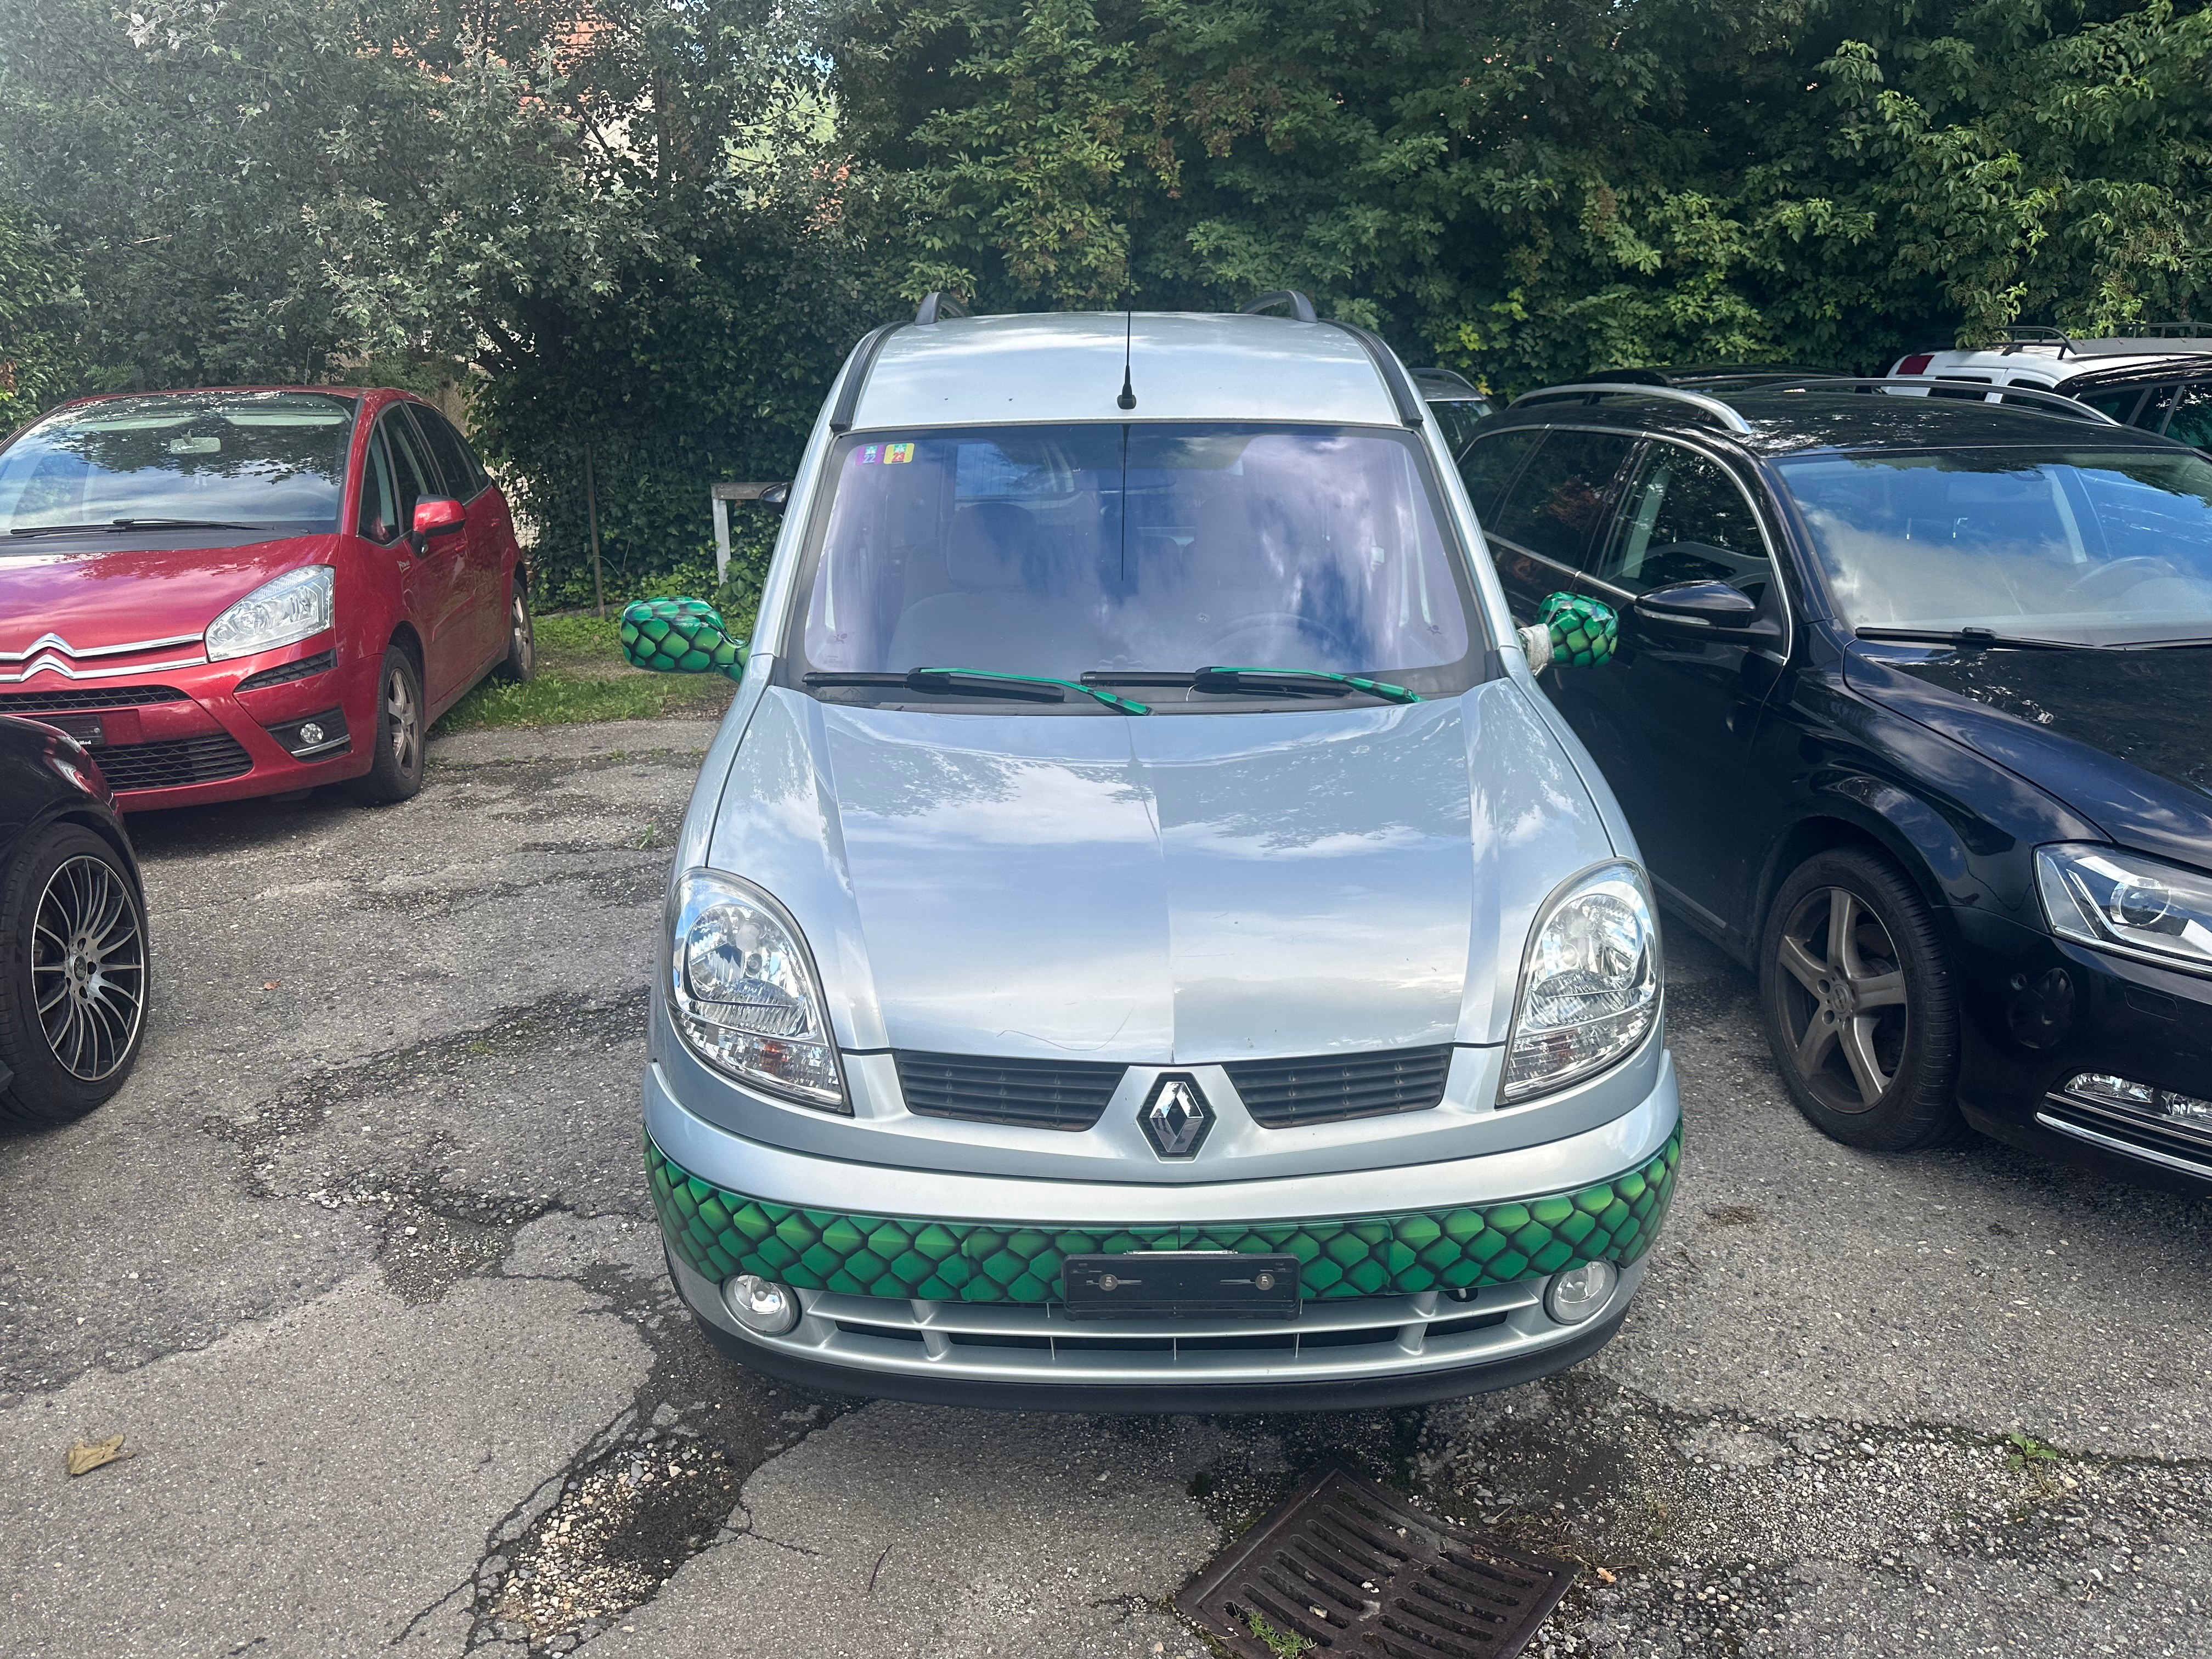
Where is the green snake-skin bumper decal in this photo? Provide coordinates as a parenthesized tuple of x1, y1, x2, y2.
(646, 1129, 1679, 1305)
(619, 597, 745, 680)
(1539, 591, 1618, 668)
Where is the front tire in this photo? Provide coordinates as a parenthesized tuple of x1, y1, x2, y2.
(351, 645, 427, 805)
(494, 579, 534, 683)
(0, 824, 149, 1129)
(1758, 848, 1963, 1151)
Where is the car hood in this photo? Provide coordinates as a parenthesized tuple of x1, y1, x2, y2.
(1844, 645, 2212, 868)
(0, 535, 336, 659)
(704, 681, 1618, 1062)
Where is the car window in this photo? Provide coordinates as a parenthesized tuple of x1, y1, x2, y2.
(2136, 383, 2179, 432)
(794, 422, 1481, 697)
(1592, 443, 1771, 597)
(1425, 399, 1491, 460)
(1457, 429, 1541, 520)
(1776, 446, 2212, 645)
(1485, 431, 1636, 568)
(2163, 382, 2212, 452)
(0, 390, 356, 541)
(356, 427, 402, 543)
(2074, 385, 2146, 424)
(408, 405, 481, 500)
(380, 409, 437, 529)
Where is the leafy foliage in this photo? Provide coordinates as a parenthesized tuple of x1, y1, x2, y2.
(836, 0, 2212, 387)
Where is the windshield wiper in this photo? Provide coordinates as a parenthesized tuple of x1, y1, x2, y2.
(9, 516, 272, 537)
(1855, 627, 2091, 652)
(804, 668, 1151, 714)
(1084, 666, 1420, 704)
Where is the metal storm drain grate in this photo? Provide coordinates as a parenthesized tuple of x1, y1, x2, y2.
(1177, 1465, 1577, 1659)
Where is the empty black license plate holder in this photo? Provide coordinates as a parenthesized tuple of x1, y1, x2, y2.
(1060, 1251, 1300, 1321)
(45, 713, 105, 747)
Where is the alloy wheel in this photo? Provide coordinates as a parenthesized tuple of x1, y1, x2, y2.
(386, 664, 420, 773)
(1773, 886, 1909, 1113)
(30, 855, 145, 1081)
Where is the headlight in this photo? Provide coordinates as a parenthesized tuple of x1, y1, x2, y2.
(205, 566, 334, 661)
(2037, 844, 2212, 976)
(669, 870, 847, 1110)
(1502, 861, 1661, 1102)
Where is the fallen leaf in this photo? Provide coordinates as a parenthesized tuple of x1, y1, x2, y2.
(66, 1435, 128, 1477)
(1595, 1566, 1617, 1584)
(262, 981, 281, 990)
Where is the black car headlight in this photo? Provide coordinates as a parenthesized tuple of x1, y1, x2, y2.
(2037, 844, 2212, 977)
(668, 870, 848, 1111)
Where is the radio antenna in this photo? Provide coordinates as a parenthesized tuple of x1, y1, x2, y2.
(1116, 309, 1137, 410)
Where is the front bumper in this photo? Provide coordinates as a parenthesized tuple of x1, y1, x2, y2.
(645, 1068, 1680, 1408)
(1955, 915, 2212, 1186)
(0, 635, 371, 811)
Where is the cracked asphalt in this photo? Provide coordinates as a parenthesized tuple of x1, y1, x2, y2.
(3, 712, 2207, 1658)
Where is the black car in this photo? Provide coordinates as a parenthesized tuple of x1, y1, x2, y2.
(2057, 360, 2212, 456)
(0, 713, 149, 1128)
(1460, 379, 2212, 1183)
(1409, 367, 1495, 461)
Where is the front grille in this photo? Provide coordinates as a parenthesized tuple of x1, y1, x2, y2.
(0, 685, 190, 714)
(96, 732, 253, 791)
(895, 1051, 1125, 1130)
(235, 648, 337, 693)
(1225, 1045, 1453, 1127)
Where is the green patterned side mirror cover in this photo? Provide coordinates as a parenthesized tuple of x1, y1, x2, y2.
(1539, 591, 1618, 669)
(620, 597, 746, 680)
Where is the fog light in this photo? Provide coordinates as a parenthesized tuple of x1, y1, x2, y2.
(2066, 1072, 2212, 1126)
(1544, 1260, 1617, 1325)
(298, 721, 324, 746)
(724, 1274, 800, 1335)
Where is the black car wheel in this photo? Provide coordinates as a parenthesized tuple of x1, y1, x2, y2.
(494, 580, 535, 683)
(0, 823, 149, 1129)
(351, 644, 427, 805)
(1759, 848, 1964, 1151)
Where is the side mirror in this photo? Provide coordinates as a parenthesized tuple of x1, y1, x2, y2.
(1633, 579, 1781, 647)
(412, 497, 465, 539)
(1520, 592, 1618, 670)
(757, 481, 790, 514)
(620, 597, 747, 681)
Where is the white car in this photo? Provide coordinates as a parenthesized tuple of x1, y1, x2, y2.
(1887, 326, 2212, 419)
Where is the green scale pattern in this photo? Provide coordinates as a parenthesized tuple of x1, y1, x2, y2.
(619, 597, 746, 681)
(1539, 591, 1619, 668)
(646, 1129, 1679, 1305)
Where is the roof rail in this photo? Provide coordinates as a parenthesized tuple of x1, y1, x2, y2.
(828, 322, 906, 433)
(1408, 366, 1482, 397)
(2135, 320, 2210, 338)
(1323, 320, 1424, 427)
(1239, 290, 1318, 323)
(1998, 325, 2075, 354)
(1758, 376, 2120, 425)
(913, 291, 969, 325)
(1508, 382, 1754, 435)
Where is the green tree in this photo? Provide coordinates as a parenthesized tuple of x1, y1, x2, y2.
(0, 205, 88, 430)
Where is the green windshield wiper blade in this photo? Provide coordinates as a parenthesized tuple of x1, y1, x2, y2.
(8, 516, 271, 537)
(1855, 627, 2091, 652)
(1084, 666, 1420, 703)
(804, 668, 1150, 714)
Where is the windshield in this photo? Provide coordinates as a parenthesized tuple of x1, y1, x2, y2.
(0, 391, 357, 544)
(795, 422, 1479, 706)
(1777, 447, 2212, 645)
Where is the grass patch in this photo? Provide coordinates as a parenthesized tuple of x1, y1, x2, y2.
(433, 600, 747, 735)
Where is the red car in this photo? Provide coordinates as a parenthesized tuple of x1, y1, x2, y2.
(0, 386, 533, 810)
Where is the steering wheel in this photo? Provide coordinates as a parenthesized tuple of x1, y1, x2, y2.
(1195, 611, 1360, 663)
(2062, 556, 2181, 602)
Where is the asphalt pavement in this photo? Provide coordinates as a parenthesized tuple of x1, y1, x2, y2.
(2, 712, 2205, 1658)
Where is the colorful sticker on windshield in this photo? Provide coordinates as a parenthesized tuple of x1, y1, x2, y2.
(856, 442, 916, 466)
(857, 443, 881, 465)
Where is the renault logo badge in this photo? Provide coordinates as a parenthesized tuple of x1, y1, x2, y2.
(1141, 1074, 1212, 1159)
